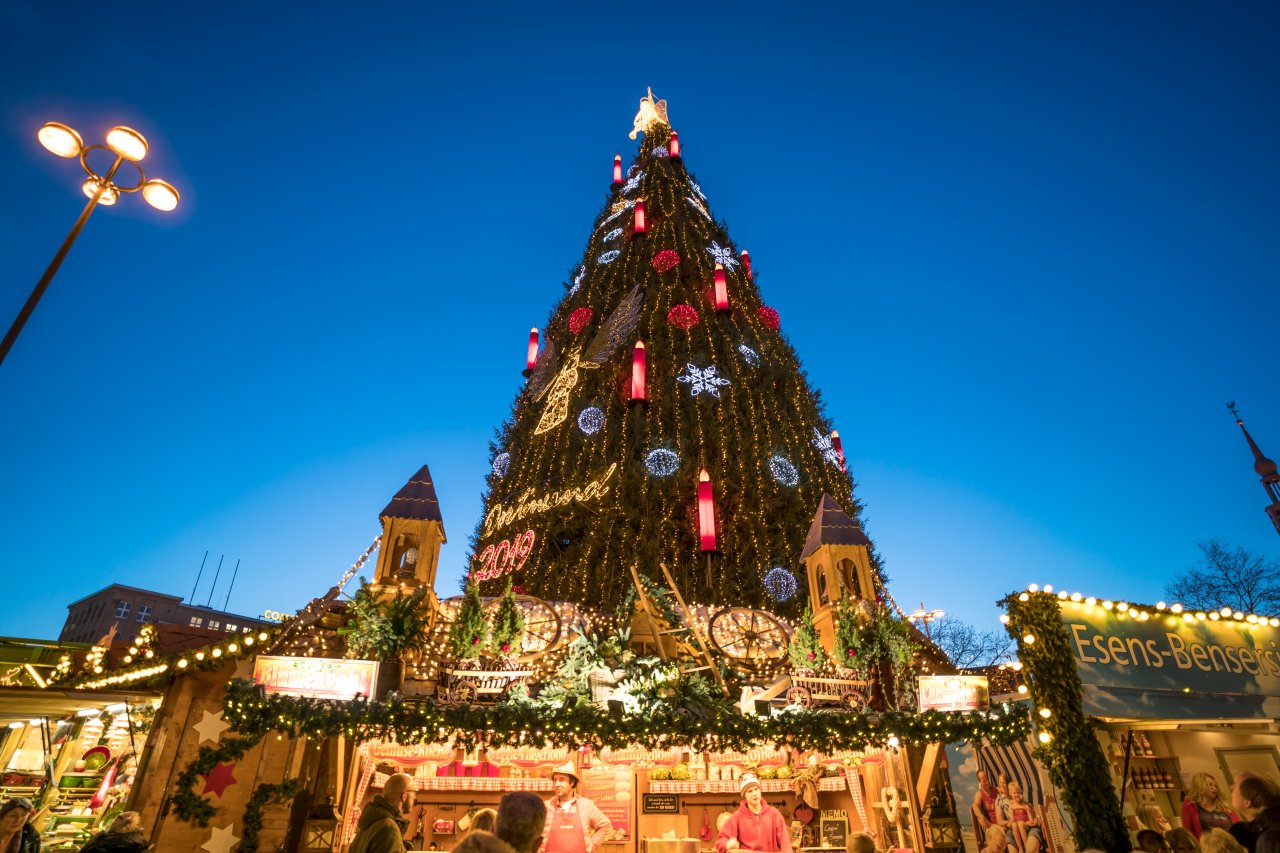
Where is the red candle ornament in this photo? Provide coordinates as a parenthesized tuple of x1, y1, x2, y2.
(741, 249, 752, 279)
(526, 327, 539, 371)
(630, 340, 647, 402)
(633, 200, 647, 235)
(670, 130, 681, 158)
(697, 468, 718, 552)
(713, 263, 729, 312)
(612, 154, 623, 186)
(831, 430, 846, 472)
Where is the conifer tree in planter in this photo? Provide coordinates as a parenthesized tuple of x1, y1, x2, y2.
(833, 598, 865, 680)
(489, 579, 526, 670)
(449, 583, 488, 671)
(788, 604, 827, 676)
(338, 580, 432, 698)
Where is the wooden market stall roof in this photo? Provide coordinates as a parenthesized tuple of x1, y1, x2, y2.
(0, 685, 163, 725)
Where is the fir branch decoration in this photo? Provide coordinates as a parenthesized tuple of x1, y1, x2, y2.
(241, 778, 300, 853)
(788, 604, 828, 671)
(1001, 591, 1129, 853)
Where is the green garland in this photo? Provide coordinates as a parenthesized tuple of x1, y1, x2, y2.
(1001, 591, 1129, 853)
(220, 678, 1028, 754)
(172, 736, 266, 826)
(241, 778, 300, 853)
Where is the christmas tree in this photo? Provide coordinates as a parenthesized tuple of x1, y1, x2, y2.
(470, 90, 867, 612)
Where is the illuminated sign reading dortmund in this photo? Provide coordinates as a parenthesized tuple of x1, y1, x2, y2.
(1062, 601, 1280, 698)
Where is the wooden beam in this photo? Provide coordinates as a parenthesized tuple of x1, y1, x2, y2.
(915, 743, 942, 811)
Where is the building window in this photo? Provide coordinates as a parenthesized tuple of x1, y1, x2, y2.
(115, 601, 131, 620)
(207, 620, 220, 631)
(136, 605, 152, 622)
(189, 616, 203, 628)
(225, 624, 237, 632)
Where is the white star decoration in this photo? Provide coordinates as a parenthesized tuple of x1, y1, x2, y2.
(676, 364, 731, 397)
(707, 241, 738, 269)
(201, 824, 240, 853)
(811, 427, 841, 466)
(233, 659, 255, 681)
(192, 710, 231, 745)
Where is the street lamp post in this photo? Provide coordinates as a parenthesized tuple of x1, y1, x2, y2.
(0, 122, 180, 368)
(907, 602, 945, 641)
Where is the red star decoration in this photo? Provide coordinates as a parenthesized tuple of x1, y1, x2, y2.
(201, 762, 238, 798)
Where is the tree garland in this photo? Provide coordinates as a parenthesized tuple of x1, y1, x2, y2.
(1001, 591, 1129, 853)
(220, 678, 1028, 754)
(241, 778, 301, 853)
(172, 736, 266, 826)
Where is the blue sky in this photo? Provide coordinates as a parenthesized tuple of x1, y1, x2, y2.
(1, 2, 1277, 640)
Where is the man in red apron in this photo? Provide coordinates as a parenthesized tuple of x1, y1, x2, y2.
(542, 761, 613, 853)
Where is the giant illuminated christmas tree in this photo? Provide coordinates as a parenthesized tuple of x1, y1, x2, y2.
(469, 90, 875, 613)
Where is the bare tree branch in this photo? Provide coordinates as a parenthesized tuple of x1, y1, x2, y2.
(928, 616, 1016, 669)
(1164, 538, 1280, 615)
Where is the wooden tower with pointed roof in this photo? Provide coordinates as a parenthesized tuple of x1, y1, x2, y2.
(372, 465, 447, 603)
(1229, 403, 1280, 537)
(800, 494, 877, 650)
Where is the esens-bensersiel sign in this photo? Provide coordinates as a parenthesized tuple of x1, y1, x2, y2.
(1062, 601, 1280, 697)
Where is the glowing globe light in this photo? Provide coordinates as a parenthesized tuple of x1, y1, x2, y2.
(763, 567, 798, 602)
(769, 455, 799, 487)
(577, 407, 604, 435)
(644, 448, 679, 477)
(492, 452, 511, 479)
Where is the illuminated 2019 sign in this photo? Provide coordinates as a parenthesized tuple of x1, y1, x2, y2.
(471, 530, 536, 582)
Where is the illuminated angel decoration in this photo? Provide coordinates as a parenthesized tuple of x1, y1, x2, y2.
(629, 87, 670, 139)
(528, 284, 645, 434)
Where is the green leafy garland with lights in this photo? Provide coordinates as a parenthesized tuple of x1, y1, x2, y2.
(1001, 591, 1129, 853)
(172, 736, 264, 826)
(218, 677, 1028, 754)
(241, 777, 300, 853)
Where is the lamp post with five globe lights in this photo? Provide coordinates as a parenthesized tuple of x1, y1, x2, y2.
(0, 122, 180, 368)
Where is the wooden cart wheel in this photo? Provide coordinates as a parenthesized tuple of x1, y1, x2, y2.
(842, 690, 868, 712)
(708, 607, 790, 665)
(787, 685, 813, 708)
(451, 681, 478, 704)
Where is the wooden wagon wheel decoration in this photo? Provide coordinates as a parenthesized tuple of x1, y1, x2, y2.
(708, 607, 790, 665)
(450, 681, 479, 704)
(786, 685, 813, 708)
(842, 690, 868, 712)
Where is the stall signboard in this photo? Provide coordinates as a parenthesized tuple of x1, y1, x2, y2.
(917, 675, 989, 713)
(642, 793, 679, 814)
(365, 741, 455, 767)
(253, 655, 378, 700)
(1060, 601, 1280, 697)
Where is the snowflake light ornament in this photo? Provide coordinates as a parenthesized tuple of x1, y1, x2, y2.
(577, 407, 604, 435)
(603, 227, 623, 243)
(737, 344, 760, 367)
(598, 249, 621, 265)
(769, 455, 799, 487)
(493, 452, 511, 479)
(677, 364, 731, 398)
(622, 170, 645, 194)
(763, 567, 798, 602)
(707, 241, 739, 270)
(811, 428, 841, 467)
(686, 196, 710, 220)
(645, 448, 680, 477)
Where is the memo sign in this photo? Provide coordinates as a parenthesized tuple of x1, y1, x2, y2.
(471, 530, 536, 582)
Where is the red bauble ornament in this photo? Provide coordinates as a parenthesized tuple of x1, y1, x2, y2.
(756, 306, 781, 330)
(471, 636, 481, 645)
(846, 649, 856, 658)
(666, 303, 699, 330)
(501, 643, 511, 653)
(569, 307, 595, 335)
(652, 250, 680, 272)
(807, 651, 816, 661)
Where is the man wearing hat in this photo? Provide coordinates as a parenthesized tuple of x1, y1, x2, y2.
(716, 775, 792, 853)
(542, 761, 613, 853)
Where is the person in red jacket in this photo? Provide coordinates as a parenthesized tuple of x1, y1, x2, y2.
(716, 775, 793, 853)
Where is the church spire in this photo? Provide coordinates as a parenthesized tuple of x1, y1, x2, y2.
(1227, 402, 1280, 537)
